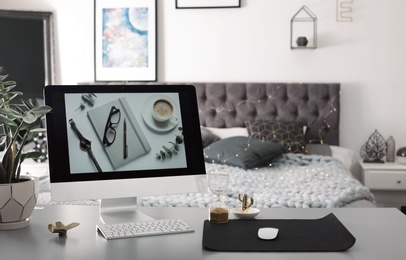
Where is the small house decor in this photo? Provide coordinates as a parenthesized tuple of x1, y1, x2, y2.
(291, 5, 317, 49)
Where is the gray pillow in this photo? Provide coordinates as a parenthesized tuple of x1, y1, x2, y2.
(306, 144, 332, 156)
(245, 120, 306, 154)
(203, 136, 286, 169)
(201, 127, 221, 147)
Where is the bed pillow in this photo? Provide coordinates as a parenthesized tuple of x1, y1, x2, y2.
(203, 136, 286, 169)
(204, 126, 249, 139)
(201, 127, 221, 147)
(306, 144, 332, 156)
(245, 120, 306, 153)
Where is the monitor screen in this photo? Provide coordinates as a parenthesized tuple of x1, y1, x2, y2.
(44, 84, 206, 222)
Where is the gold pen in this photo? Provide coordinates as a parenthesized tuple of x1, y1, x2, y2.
(123, 118, 128, 159)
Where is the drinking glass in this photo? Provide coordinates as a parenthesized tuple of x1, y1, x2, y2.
(208, 171, 229, 223)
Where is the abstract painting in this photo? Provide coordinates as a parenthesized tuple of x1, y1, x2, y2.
(95, 0, 156, 81)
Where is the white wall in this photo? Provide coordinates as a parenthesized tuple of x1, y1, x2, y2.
(1, 0, 406, 166)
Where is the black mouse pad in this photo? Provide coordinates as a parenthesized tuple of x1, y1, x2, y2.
(202, 213, 355, 252)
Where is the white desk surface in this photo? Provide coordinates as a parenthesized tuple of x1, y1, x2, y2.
(1, 205, 406, 260)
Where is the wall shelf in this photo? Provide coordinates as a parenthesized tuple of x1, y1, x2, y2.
(290, 6, 317, 49)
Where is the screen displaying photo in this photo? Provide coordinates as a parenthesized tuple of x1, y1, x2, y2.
(65, 92, 186, 174)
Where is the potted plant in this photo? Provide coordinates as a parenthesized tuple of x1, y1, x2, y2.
(0, 73, 52, 230)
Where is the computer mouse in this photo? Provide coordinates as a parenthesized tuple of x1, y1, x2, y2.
(258, 227, 279, 240)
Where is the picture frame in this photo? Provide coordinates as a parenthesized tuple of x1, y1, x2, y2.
(94, 0, 157, 82)
(176, 0, 241, 9)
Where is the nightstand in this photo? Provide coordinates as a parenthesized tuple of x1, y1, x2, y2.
(360, 161, 406, 208)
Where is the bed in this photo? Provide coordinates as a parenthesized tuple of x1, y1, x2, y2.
(37, 82, 375, 208)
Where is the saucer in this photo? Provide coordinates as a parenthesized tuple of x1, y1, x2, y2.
(142, 94, 179, 134)
(230, 208, 260, 219)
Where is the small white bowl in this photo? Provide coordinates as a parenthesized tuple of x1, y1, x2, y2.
(230, 208, 260, 219)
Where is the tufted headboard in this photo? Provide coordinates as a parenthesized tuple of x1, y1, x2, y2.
(85, 82, 340, 145)
(193, 83, 340, 146)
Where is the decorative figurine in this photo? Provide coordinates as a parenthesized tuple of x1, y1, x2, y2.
(360, 129, 387, 163)
(48, 221, 80, 237)
(296, 36, 309, 47)
(238, 193, 254, 212)
(231, 193, 260, 219)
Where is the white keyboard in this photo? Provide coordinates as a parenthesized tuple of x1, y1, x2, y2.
(97, 219, 195, 240)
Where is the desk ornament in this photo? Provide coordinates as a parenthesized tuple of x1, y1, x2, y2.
(48, 221, 80, 237)
(230, 193, 260, 219)
(360, 129, 387, 163)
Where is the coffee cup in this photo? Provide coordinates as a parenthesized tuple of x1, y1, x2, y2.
(152, 98, 177, 123)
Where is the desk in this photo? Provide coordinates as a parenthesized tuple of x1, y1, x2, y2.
(1, 205, 406, 260)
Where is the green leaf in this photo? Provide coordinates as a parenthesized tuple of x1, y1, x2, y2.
(163, 146, 172, 158)
(82, 95, 94, 106)
(30, 105, 52, 115)
(160, 150, 166, 159)
(21, 151, 44, 161)
(0, 164, 6, 183)
(22, 111, 38, 124)
(0, 135, 6, 146)
(20, 118, 42, 131)
(22, 99, 35, 110)
(0, 114, 18, 127)
(0, 74, 9, 81)
(0, 108, 23, 118)
(12, 104, 25, 114)
(175, 135, 183, 144)
(6, 92, 21, 102)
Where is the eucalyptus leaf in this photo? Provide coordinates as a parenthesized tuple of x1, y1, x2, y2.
(82, 95, 94, 106)
(155, 128, 184, 161)
(160, 151, 166, 159)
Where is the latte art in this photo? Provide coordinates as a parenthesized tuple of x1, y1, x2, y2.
(153, 99, 173, 120)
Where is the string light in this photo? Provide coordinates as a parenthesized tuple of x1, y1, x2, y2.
(202, 84, 340, 164)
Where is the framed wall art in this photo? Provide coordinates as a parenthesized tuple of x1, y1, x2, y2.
(176, 0, 241, 9)
(94, 0, 157, 82)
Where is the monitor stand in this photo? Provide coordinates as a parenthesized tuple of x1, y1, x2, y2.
(99, 197, 154, 224)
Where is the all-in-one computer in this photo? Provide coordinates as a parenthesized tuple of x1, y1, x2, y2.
(45, 84, 206, 228)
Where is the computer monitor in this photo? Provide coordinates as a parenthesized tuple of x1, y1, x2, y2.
(44, 84, 206, 223)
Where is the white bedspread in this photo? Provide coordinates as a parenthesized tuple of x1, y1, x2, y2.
(38, 154, 375, 208)
(138, 154, 375, 208)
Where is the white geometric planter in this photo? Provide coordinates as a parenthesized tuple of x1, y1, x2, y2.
(0, 176, 39, 230)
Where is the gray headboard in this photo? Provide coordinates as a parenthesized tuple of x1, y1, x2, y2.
(85, 82, 340, 145)
(193, 83, 340, 146)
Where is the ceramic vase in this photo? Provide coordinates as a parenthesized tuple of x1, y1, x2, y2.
(386, 136, 396, 162)
(0, 176, 39, 230)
